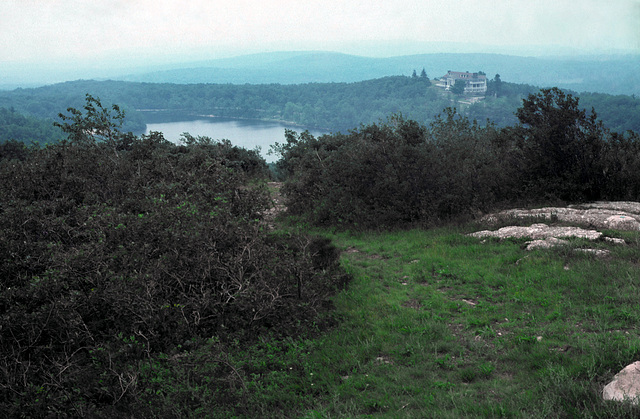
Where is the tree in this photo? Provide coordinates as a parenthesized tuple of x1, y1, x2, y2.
(493, 74, 502, 97)
(55, 94, 125, 147)
(420, 68, 428, 79)
(451, 79, 466, 95)
(412, 69, 418, 78)
(515, 87, 607, 200)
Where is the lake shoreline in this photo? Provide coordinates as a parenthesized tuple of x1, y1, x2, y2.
(138, 109, 333, 132)
(144, 113, 329, 163)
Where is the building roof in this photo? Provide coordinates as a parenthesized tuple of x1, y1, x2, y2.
(444, 71, 487, 80)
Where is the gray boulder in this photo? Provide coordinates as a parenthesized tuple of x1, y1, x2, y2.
(604, 215, 640, 231)
(603, 361, 640, 404)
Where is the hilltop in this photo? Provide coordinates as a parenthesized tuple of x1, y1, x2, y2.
(3, 77, 640, 418)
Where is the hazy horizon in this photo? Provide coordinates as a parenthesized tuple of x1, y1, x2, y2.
(2, 0, 639, 87)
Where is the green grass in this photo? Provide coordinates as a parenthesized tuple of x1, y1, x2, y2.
(203, 225, 640, 417)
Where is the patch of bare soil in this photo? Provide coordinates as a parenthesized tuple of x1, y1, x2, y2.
(263, 182, 287, 228)
(402, 298, 421, 310)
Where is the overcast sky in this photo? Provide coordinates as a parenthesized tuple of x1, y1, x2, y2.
(2, 0, 639, 68)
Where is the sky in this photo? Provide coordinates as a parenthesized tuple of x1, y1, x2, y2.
(2, 0, 639, 81)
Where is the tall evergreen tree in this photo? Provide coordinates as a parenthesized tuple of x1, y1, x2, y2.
(451, 79, 466, 95)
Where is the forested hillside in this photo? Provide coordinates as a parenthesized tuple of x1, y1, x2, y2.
(1, 76, 639, 141)
(0, 77, 440, 133)
(0, 107, 62, 146)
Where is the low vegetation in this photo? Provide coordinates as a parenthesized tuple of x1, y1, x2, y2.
(255, 225, 640, 417)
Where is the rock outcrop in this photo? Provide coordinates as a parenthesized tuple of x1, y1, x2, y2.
(469, 202, 640, 251)
(469, 223, 609, 251)
(483, 202, 640, 231)
(470, 223, 602, 241)
(603, 362, 640, 405)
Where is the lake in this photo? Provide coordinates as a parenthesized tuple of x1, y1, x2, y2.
(144, 114, 328, 163)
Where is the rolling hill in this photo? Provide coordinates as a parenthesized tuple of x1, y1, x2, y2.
(114, 51, 640, 96)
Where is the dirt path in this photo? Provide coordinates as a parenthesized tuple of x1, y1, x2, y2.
(263, 182, 286, 228)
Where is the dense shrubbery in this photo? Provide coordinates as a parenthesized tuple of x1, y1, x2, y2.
(275, 88, 640, 229)
(273, 113, 510, 227)
(0, 96, 349, 416)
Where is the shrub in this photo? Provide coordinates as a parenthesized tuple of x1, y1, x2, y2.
(275, 90, 640, 229)
(275, 112, 515, 228)
(0, 96, 349, 416)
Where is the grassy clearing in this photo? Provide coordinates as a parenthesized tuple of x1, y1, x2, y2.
(213, 225, 640, 417)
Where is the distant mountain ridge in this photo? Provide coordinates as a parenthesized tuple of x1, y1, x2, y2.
(114, 51, 640, 96)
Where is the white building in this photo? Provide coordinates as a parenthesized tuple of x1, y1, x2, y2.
(440, 71, 487, 95)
